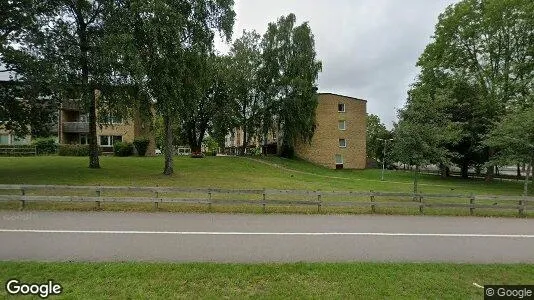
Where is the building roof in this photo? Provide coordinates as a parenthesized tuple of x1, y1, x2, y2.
(317, 92, 367, 103)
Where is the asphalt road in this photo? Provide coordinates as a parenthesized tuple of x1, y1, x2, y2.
(1, 211, 533, 263)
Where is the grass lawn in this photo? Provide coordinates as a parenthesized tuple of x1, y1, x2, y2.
(0, 261, 532, 299)
(0, 156, 530, 217)
(0, 155, 529, 195)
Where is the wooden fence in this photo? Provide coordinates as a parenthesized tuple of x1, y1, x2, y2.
(0, 145, 36, 156)
(0, 184, 532, 216)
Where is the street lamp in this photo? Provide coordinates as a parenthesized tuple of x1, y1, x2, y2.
(377, 138, 393, 181)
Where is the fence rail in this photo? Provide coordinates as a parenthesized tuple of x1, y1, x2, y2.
(0, 146, 36, 156)
(0, 184, 531, 216)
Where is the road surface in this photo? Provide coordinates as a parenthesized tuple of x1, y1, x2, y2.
(0, 211, 533, 263)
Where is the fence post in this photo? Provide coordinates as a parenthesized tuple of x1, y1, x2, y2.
(519, 199, 525, 216)
(262, 190, 266, 213)
(418, 195, 424, 214)
(20, 188, 25, 210)
(154, 189, 159, 210)
(95, 189, 101, 209)
(469, 195, 475, 216)
(317, 193, 322, 213)
(370, 190, 375, 213)
(208, 190, 212, 211)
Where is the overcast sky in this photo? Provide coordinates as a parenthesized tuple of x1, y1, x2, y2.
(2, 1, 458, 128)
(215, 0, 459, 128)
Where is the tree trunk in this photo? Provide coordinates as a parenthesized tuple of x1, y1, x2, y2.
(241, 127, 248, 155)
(276, 124, 283, 156)
(524, 160, 532, 196)
(461, 162, 469, 179)
(517, 163, 521, 180)
(88, 90, 100, 168)
(439, 163, 447, 178)
(413, 165, 420, 194)
(485, 166, 494, 182)
(163, 115, 173, 175)
(79, 24, 99, 169)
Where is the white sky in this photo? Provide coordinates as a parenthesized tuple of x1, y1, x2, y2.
(215, 0, 459, 128)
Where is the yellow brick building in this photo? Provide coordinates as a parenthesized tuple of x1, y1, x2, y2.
(295, 93, 367, 169)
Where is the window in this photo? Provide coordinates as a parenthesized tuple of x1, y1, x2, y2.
(339, 138, 346, 148)
(79, 134, 88, 145)
(0, 134, 9, 145)
(100, 135, 110, 146)
(338, 103, 345, 112)
(12, 136, 29, 145)
(99, 135, 122, 146)
(102, 113, 123, 124)
(338, 120, 346, 130)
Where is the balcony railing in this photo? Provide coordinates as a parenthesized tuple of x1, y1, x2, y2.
(62, 122, 89, 133)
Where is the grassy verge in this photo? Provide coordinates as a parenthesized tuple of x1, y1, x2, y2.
(0, 156, 530, 217)
(0, 200, 528, 218)
(1, 261, 532, 299)
(0, 156, 529, 195)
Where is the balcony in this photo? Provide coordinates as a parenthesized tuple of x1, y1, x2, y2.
(62, 122, 89, 133)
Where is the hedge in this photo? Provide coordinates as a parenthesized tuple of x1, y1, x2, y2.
(133, 137, 150, 156)
(113, 141, 133, 157)
(58, 144, 89, 156)
(32, 138, 57, 155)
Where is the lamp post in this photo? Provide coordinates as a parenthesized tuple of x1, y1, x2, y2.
(378, 138, 393, 181)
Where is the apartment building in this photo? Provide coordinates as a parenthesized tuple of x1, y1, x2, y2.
(58, 98, 155, 155)
(294, 93, 367, 169)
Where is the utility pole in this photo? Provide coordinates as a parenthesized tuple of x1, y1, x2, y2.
(378, 138, 393, 181)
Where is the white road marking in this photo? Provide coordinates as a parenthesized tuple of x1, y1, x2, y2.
(0, 229, 534, 238)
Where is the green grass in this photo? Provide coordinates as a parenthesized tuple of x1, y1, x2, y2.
(0, 155, 529, 195)
(0, 156, 530, 217)
(0, 261, 531, 299)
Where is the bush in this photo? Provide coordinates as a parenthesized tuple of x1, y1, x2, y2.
(32, 138, 57, 155)
(58, 144, 89, 156)
(133, 137, 150, 156)
(113, 141, 133, 157)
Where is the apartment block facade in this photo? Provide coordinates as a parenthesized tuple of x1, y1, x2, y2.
(59, 98, 155, 155)
(294, 93, 367, 169)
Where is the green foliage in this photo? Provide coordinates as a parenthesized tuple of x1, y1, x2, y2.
(133, 137, 150, 157)
(259, 13, 322, 156)
(58, 145, 90, 157)
(113, 142, 133, 157)
(486, 107, 534, 165)
(114, 0, 236, 174)
(366, 114, 391, 161)
(413, 0, 534, 179)
(202, 136, 218, 153)
(32, 138, 57, 155)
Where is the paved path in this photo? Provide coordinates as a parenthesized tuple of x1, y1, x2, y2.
(1, 211, 533, 263)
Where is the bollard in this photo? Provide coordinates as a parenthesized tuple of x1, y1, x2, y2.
(95, 189, 101, 209)
(419, 196, 424, 214)
(20, 188, 25, 210)
(469, 196, 475, 216)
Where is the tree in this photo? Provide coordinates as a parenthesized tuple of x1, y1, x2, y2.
(416, 0, 534, 181)
(228, 30, 263, 155)
(179, 53, 232, 153)
(392, 86, 461, 193)
(1, 1, 60, 139)
(366, 114, 389, 162)
(1, 0, 131, 169)
(117, 0, 235, 175)
(486, 106, 534, 196)
(259, 13, 322, 157)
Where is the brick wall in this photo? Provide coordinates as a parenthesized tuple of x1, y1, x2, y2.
(294, 93, 367, 169)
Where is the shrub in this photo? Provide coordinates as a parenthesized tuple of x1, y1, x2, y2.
(133, 137, 150, 156)
(113, 141, 133, 157)
(58, 144, 89, 156)
(32, 138, 57, 155)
